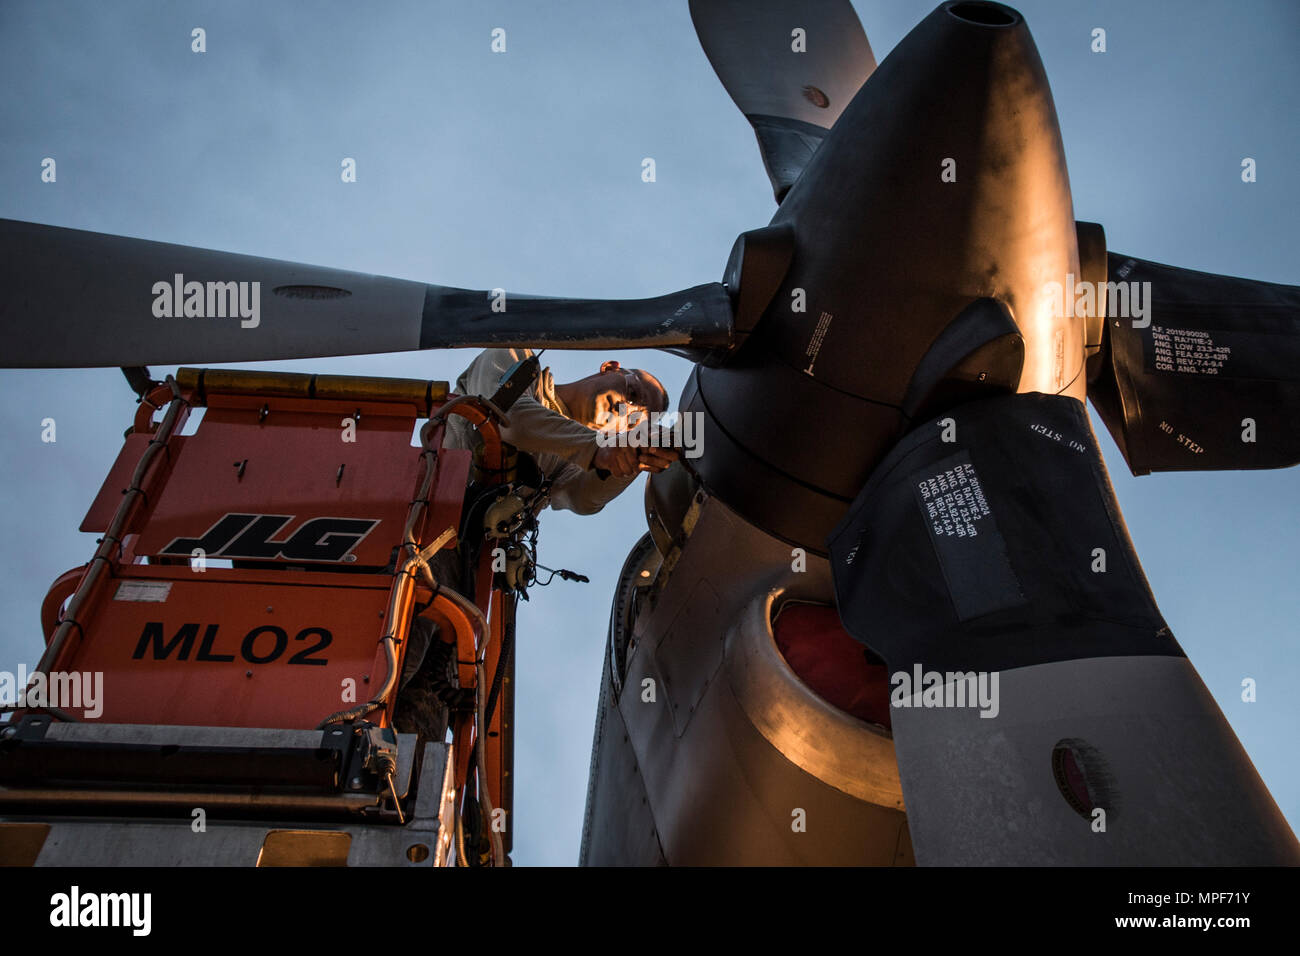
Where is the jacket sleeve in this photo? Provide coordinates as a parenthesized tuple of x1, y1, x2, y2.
(543, 458, 639, 515)
(498, 393, 601, 469)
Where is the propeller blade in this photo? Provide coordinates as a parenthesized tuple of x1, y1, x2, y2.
(828, 391, 1300, 865)
(1088, 253, 1300, 473)
(689, 0, 875, 202)
(0, 219, 733, 368)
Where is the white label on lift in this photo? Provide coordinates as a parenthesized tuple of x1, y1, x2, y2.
(113, 581, 172, 603)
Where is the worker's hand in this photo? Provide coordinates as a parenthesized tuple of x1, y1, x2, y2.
(593, 443, 640, 478)
(637, 445, 679, 473)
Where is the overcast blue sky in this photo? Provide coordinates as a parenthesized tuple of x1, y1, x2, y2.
(1, 0, 1297, 865)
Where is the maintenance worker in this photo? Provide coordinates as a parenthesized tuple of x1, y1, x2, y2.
(395, 348, 679, 742)
(442, 347, 678, 512)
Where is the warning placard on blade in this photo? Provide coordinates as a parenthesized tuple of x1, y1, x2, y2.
(912, 452, 1024, 622)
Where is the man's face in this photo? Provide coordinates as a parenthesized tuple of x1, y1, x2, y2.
(571, 361, 666, 430)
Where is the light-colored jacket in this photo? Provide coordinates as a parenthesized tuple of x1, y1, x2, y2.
(443, 348, 637, 515)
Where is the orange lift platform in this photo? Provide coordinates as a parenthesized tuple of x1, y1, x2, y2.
(0, 367, 529, 866)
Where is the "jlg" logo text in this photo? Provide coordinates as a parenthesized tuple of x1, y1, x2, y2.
(160, 513, 379, 563)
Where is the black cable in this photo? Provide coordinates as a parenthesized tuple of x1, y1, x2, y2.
(483, 591, 516, 728)
(533, 562, 590, 585)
